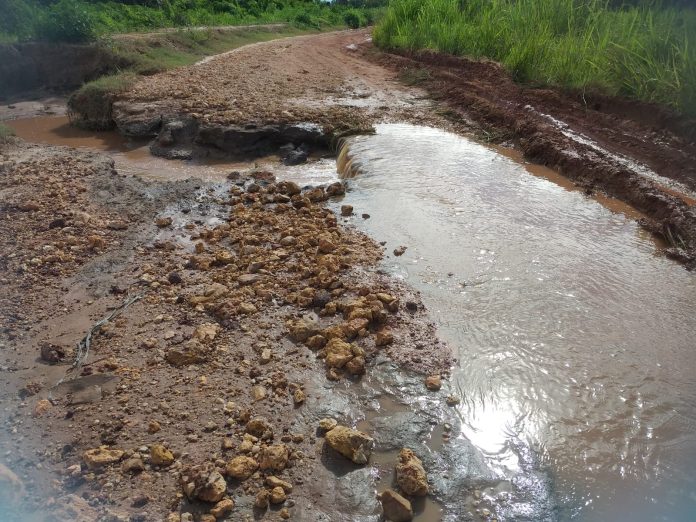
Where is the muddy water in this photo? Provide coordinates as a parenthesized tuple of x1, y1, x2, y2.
(337, 124, 696, 521)
(5, 116, 335, 185)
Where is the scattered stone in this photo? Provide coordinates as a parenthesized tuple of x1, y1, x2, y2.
(147, 420, 161, 433)
(445, 395, 460, 406)
(324, 338, 354, 368)
(340, 205, 353, 216)
(252, 385, 267, 401)
(260, 348, 272, 364)
(325, 425, 373, 464)
(266, 476, 293, 493)
(362, 213, 370, 219)
(238, 302, 257, 314)
(210, 498, 234, 518)
(375, 330, 394, 347)
(39, 342, 67, 363)
(155, 217, 173, 228)
(280, 507, 290, 519)
(395, 448, 428, 496)
(254, 489, 270, 509)
(393, 246, 407, 256)
(225, 456, 258, 480)
(258, 444, 289, 471)
(83, 447, 124, 470)
(379, 489, 413, 522)
(270, 486, 287, 504)
(150, 444, 175, 466)
(168, 272, 182, 284)
(292, 388, 306, 405)
(318, 418, 337, 432)
(33, 398, 52, 417)
(246, 417, 273, 438)
(326, 182, 345, 197)
(121, 457, 145, 474)
(345, 355, 366, 375)
(197, 471, 228, 503)
(424, 375, 442, 391)
(193, 323, 221, 343)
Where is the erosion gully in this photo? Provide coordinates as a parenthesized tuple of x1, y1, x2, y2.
(6, 115, 696, 522)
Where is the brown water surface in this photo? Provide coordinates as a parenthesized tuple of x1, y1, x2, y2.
(336, 124, 696, 522)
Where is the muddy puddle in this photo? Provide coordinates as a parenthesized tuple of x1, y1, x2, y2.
(5, 114, 696, 521)
(334, 124, 696, 521)
(4, 116, 336, 185)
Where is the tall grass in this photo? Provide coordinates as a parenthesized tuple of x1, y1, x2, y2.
(374, 0, 696, 116)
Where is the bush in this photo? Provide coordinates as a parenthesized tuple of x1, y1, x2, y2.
(38, 0, 96, 42)
(343, 9, 364, 29)
(0, 0, 37, 40)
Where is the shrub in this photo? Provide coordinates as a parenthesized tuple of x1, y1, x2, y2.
(343, 9, 364, 29)
(37, 0, 96, 42)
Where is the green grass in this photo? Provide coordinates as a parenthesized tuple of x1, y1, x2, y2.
(373, 0, 696, 116)
(0, 123, 16, 141)
(0, 0, 386, 43)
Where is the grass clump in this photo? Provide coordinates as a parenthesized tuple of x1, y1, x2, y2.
(374, 0, 696, 116)
(0, 123, 17, 142)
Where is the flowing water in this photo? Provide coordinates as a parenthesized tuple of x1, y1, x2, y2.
(336, 124, 696, 521)
(6, 116, 696, 521)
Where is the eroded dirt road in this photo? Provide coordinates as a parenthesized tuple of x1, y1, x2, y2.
(2, 27, 696, 522)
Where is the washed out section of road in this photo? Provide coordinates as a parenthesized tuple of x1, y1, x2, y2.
(336, 123, 696, 521)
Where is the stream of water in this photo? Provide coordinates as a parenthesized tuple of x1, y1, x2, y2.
(336, 124, 696, 521)
(6, 117, 696, 521)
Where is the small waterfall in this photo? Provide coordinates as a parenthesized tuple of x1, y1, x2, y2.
(335, 136, 362, 179)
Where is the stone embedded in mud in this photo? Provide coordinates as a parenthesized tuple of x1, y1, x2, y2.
(326, 181, 345, 197)
(325, 338, 355, 368)
(33, 398, 52, 417)
(193, 323, 221, 343)
(293, 388, 306, 405)
(341, 205, 353, 217)
(379, 489, 413, 522)
(305, 334, 327, 350)
(287, 317, 320, 343)
(254, 488, 270, 509)
(345, 355, 366, 375)
(375, 330, 394, 347)
(121, 457, 145, 474)
(395, 448, 429, 497)
(318, 235, 337, 254)
(325, 425, 374, 464)
(210, 498, 234, 519)
(40, 342, 68, 363)
(225, 456, 259, 480)
(393, 246, 407, 257)
(155, 217, 173, 228)
(197, 471, 228, 503)
(165, 340, 207, 367)
(319, 418, 338, 432)
(266, 476, 293, 493)
(270, 486, 287, 504)
(246, 417, 273, 439)
(252, 385, 267, 401)
(424, 375, 442, 391)
(277, 181, 301, 196)
(150, 444, 175, 466)
(258, 444, 289, 472)
(83, 447, 124, 470)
